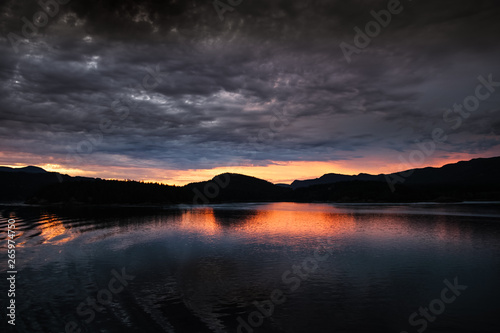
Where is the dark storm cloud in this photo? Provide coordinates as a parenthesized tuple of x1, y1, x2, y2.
(0, 0, 499, 170)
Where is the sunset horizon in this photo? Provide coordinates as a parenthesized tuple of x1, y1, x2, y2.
(1, 0, 499, 190)
(2, 153, 498, 186)
(1, 0, 500, 332)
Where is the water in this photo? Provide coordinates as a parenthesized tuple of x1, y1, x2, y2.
(1, 202, 499, 333)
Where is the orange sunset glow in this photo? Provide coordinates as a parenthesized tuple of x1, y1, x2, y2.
(0, 151, 491, 186)
(1, 0, 500, 332)
(177, 203, 357, 242)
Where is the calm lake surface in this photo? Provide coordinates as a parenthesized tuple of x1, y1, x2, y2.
(1, 202, 500, 333)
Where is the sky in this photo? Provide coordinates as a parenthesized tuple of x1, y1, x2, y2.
(1, 0, 499, 185)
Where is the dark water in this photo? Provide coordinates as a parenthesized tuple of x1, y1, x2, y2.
(1, 202, 500, 333)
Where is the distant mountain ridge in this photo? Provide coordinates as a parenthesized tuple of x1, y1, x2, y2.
(185, 173, 291, 204)
(0, 166, 47, 174)
(291, 172, 380, 189)
(1, 156, 499, 204)
(290, 157, 500, 189)
(0, 166, 93, 203)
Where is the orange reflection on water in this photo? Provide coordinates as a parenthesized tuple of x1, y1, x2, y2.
(433, 218, 472, 244)
(232, 203, 357, 244)
(178, 208, 222, 236)
(175, 203, 357, 246)
(172, 203, 476, 247)
(38, 214, 76, 245)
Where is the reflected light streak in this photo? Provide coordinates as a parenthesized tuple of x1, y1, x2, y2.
(38, 214, 76, 245)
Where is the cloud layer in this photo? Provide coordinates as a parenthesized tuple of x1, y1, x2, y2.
(1, 0, 499, 182)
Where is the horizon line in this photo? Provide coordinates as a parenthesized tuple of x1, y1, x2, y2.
(1, 155, 498, 187)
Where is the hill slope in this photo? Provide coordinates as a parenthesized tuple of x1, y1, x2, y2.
(291, 157, 500, 189)
(2, 156, 499, 204)
(185, 173, 292, 203)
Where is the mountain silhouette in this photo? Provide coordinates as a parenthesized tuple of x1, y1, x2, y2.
(291, 157, 500, 189)
(1, 156, 499, 204)
(0, 167, 92, 203)
(0, 166, 48, 174)
(291, 172, 379, 189)
(186, 173, 291, 203)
